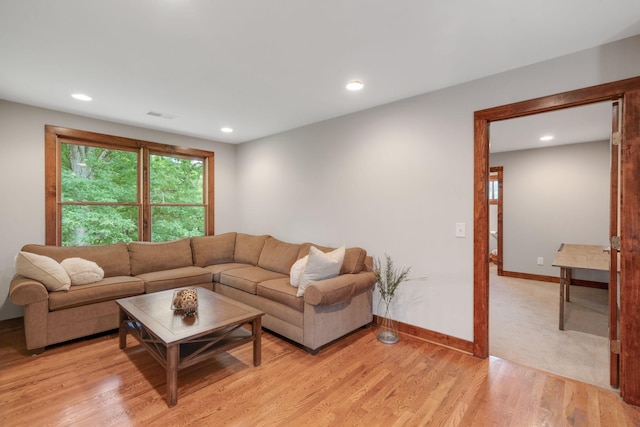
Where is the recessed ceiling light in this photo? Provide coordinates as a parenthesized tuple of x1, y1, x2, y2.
(346, 80, 364, 91)
(221, 127, 233, 133)
(146, 111, 177, 120)
(540, 135, 554, 141)
(71, 93, 92, 101)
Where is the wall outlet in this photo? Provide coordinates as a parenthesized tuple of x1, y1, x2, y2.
(537, 257, 544, 266)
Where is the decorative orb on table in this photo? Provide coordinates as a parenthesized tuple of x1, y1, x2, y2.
(172, 289, 198, 316)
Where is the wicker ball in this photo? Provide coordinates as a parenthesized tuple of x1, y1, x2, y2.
(173, 289, 198, 315)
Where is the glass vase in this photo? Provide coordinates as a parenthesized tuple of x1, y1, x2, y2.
(377, 299, 399, 344)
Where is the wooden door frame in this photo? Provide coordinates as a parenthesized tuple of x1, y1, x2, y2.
(609, 100, 621, 388)
(473, 76, 640, 405)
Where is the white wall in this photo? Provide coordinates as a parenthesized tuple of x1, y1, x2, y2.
(0, 100, 238, 320)
(491, 141, 610, 281)
(2, 35, 638, 335)
(236, 35, 640, 341)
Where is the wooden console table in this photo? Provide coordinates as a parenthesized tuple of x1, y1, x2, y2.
(551, 243, 610, 330)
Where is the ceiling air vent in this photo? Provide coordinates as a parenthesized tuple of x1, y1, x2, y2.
(146, 111, 177, 119)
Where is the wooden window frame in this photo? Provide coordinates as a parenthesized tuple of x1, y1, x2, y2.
(44, 125, 215, 245)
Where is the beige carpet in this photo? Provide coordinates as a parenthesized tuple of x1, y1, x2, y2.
(489, 264, 614, 390)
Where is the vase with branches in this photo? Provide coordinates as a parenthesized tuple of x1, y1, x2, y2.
(373, 254, 412, 344)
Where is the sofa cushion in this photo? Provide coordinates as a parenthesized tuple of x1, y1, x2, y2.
(128, 238, 193, 276)
(136, 266, 213, 293)
(257, 278, 304, 312)
(341, 247, 368, 274)
(298, 243, 367, 274)
(48, 276, 145, 311)
(234, 233, 269, 265)
(21, 242, 131, 277)
(297, 243, 332, 259)
(219, 266, 287, 295)
(258, 237, 301, 275)
(297, 246, 345, 297)
(203, 262, 251, 282)
(15, 251, 71, 291)
(191, 232, 237, 267)
(60, 257, 104, 285)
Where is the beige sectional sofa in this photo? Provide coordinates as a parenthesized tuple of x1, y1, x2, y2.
(9, 233, 375, 354)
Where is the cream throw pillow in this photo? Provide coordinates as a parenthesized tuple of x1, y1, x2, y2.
(15, 251, 71, 291)
(61, 257, 105, 285)
(296, 246, 345, 297)
(289, 255, 308, 287)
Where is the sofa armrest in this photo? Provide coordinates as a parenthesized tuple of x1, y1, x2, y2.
(304, 275, 355, 306)
(9, 275, 49, 306)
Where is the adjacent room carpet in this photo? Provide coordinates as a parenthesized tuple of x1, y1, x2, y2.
(489, 264, 613, 390)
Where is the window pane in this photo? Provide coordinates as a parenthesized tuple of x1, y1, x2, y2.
(61, 144, 138, 202)
(150, 155, 203, 204)
(151, 206, 205, 242)
(62, 205, 139, 246)
(488, 180, 499, 200)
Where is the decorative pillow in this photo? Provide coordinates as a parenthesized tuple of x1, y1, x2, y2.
(289, 255, 308, 287)
(15, 251, 71, 291)
(296, 246, 345, 297)
(60, 257, 105, 285)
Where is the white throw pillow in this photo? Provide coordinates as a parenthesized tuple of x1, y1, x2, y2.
(61, 257, 105, 285)
(289, 255, 308, 287)
(15, 251, 71, 291)
(296, 245, 345, 297)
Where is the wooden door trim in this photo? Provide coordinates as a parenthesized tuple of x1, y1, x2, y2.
(609, 100, 620, 388)
(473, 76, 640, 405)
(489, 167, 503, 275)
(620, 89, 640, 405)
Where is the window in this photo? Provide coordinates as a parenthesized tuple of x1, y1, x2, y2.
(149, 153, 206, 242)
(488, 177, 499, 204)
(45, 126, 214, 245)
(489, 168, 502, 205)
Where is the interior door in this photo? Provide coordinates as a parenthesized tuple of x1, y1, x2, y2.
(609, 100, 622, 388)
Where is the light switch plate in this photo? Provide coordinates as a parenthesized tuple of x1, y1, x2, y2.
(455, 222, 466, 238)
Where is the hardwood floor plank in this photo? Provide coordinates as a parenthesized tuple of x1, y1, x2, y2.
(563, 380, 589, 426)
(1, 319, 639, 426)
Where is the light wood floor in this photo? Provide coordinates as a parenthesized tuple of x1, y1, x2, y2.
(1, 318, 639, 426)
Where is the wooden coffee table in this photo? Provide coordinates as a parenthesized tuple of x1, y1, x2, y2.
(116, 287, 264, 407)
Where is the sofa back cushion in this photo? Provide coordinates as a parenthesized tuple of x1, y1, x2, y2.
(128, 238, 193, 276)
(341, 247, 368, 274)
(234, 233, 269, 265)
(258, 237, 301, 274)
(297, 243, 332, 259)
(191, 232, 237, 267)
(21, 242, 131, 277)
(298, 243, 367, 274)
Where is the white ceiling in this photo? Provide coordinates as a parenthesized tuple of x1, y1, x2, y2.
(1, 1, 639, 144)
(490, 102, 613, 153)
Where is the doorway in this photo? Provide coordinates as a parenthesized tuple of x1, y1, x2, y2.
(487, 106, 612, 388)
(472, 76, 640, 404)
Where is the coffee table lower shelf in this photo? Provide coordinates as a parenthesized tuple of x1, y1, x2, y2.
(122, 320, 254, 368)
